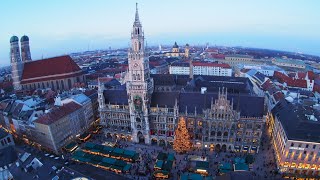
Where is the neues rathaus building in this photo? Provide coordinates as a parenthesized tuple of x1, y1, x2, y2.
(98, 4, 266, 153)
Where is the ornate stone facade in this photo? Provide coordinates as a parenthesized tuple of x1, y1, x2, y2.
(98, 4, 265, 153)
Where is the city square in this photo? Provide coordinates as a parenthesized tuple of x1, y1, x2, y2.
(1, 1, 320, 180)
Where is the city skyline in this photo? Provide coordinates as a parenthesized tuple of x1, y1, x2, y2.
(1, 0, 320, 66)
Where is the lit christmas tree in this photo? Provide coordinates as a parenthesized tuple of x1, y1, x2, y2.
(173, 117, 193, 153)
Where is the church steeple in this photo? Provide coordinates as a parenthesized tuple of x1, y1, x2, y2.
(134, 3, 140, 24)
(127, 4, 153, 145)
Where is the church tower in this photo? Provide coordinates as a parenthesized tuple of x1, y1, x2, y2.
(10, 36, 23, 90)
(126, 3, 153, 144)
(20, 35, 32, 62)
(185, 43, 190, 58)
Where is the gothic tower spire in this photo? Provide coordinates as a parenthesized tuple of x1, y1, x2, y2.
(135, 3, 140, 24)
(127, 4, 153, 145)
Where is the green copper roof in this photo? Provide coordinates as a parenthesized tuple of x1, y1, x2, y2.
(10, 36, 19, 43)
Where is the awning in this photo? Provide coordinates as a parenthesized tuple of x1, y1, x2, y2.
(251, 146, 257, 150)
(243, 146, 249, 150)
(234, 146, 240, 149)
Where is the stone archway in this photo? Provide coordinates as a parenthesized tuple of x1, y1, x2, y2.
(151, 138, 157, 145)
(215, 144, 221, 152)
(159, 139, 166, 146)
(137, 131, 145, 143)
(222, 144, 227, 152)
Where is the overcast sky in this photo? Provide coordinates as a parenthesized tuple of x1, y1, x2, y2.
(0, 0, 320, 66)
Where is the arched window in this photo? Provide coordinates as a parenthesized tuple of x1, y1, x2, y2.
(51, 81, 54, 90)
(139, 42, 141, 50)
(223, 132, 228, 137)
(42, 82, 45, 89)
(56, 81, 59, 90)
(68, 79, 72, 89)
(46, 81, 49, 87)
(136, 118, 141, 123)
(37, 83, 40, 89)
(137, 28, 140, 35)
(133, 74, 136, 80)
(217, 131, 222, 137)
(137, 74, 140, 80)
(210, 131, 215, 136)
(61, 80, 64, 90)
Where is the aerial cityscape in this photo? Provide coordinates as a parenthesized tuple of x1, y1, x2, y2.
(1, 1, 320, 180)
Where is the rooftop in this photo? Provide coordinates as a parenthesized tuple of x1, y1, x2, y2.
(192, 62, 231, 68)
(0, 128, 9, 139)
(21, 55, 82, 81)
(271, 99, 320, 143)
(274, 58, 306, 66)
(225, 54, 253, 58)
(0, 146, 18, 167)
(35, 102, 82, 125)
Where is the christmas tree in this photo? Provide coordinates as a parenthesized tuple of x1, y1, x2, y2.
(173, 117, 193, 153)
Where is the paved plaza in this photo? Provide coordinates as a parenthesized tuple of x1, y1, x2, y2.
(90, 124, 285, 180)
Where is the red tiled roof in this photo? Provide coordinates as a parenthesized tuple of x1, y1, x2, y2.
(313, 84, 320, 93)
(35, 102, 82, 125)
(98, 77, 113, 83)
(307, 71, 315, 80)
(273, 91, 284, 101)
(212, 54, 225, 59)
(261, 79, 273, 91)
(192, 62, 231, 68)
(149, 60, 167, 67)
(204, 48, 218, 53)
(296, 72, 306, 79)
(273, 71, 307, 88)
(21, 72, 83, 84)
(21, 55, 81, 80)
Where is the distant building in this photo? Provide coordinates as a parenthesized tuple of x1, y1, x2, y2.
(9, 36, 86, 91)
(165, 42, 190, 58)
(149, 57, 169, 74)
(217, 55, 262, 68)
(272, 58, 306, 69)
(169, 61, 232, 77)
(269, 99, 320, 177)
(225, 55, 253, 62)
(273, 71, 315, 92)
(236, 64, 286, 77)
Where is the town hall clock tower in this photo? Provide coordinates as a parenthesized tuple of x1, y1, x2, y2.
(126, 3, 154, 144)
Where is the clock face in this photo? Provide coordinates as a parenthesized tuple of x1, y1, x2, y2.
(134, 63, 139, 68)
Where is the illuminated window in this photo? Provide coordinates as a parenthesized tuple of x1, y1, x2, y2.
(305, 164, 310, 169)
